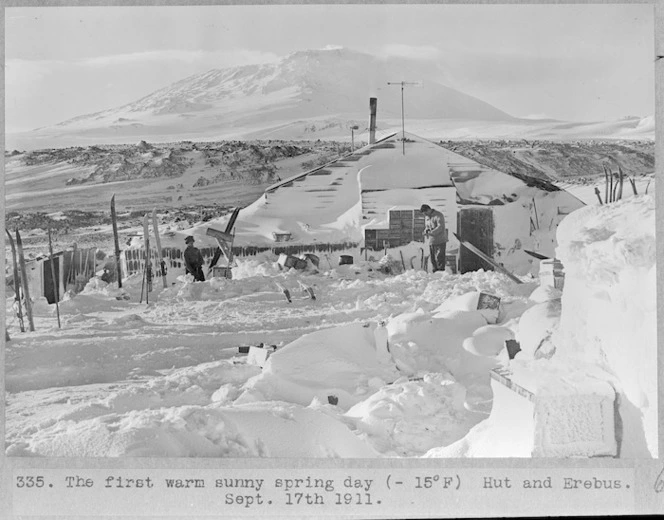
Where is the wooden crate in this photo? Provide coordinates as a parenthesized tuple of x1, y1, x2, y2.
(212, 266, 233, 279)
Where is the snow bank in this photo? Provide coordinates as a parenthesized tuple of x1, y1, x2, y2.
(236, 322, 400, 409)
(7, 401, 377, 458)
(553, 194, 657, 457)
(384, 308, 499, 415)
(425, 376, 534, 458)
(345, 373, 475, 456)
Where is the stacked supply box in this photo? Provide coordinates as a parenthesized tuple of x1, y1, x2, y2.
(364, 209, 427, 250)
(539, 259, 565, 290)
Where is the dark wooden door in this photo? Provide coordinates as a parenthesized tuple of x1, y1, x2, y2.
(43, 256, 60, 304)
(458, 207, 494, 273)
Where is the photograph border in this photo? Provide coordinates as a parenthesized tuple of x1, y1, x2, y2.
(1, 0, 662, 517)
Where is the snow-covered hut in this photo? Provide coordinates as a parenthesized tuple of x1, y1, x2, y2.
(125, 131, 585, 277)
(227, 131, 583, 275)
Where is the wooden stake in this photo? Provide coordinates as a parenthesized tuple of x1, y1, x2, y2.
(594, 187, 603, 205)
(47, 227, 62, 329)
(82, 249, 90, 280)
(617, 166, 624, 201)
(608, 167, 614, 202)
(140, 260, 147, 304)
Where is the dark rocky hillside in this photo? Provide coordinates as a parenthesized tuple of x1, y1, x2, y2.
(9, 139, 351, 189)
(440, 139, 654, 183)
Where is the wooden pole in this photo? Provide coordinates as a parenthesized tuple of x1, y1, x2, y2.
(629, 177, 638, 196)
(111, 194, 123, 288)
(47, 227, 62, 329)
(15, 229, 35, 331)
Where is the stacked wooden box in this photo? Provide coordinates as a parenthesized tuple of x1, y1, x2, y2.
(364, 209, 426, 251)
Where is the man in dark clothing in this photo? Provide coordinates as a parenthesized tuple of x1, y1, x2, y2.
(420, 204, 447, 272)
(184, 235, 205, 281)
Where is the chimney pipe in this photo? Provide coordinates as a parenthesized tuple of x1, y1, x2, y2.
(369, 97, 377, 144)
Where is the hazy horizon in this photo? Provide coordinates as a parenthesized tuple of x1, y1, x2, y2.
(6, 4, 655, 133)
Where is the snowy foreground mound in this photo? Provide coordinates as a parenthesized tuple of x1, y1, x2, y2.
(5, 196, 656, 457)
(555, 194, 657, 457)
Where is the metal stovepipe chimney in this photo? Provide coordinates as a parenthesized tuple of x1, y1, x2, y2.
(369, 97, 377, 144)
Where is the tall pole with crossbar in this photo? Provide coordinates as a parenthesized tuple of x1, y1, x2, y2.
(387, 81, 421, 155)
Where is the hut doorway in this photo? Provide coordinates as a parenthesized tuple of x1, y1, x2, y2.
(458, 207, 495, 273)
(43, 256, 61, 304)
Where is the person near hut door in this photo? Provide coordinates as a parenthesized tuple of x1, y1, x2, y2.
(184, 235, 205, 282)
(420, 203, 447, 272)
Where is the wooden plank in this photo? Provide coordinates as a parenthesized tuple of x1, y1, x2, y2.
(152, 209, 168, 288)
(6, 230, 25, 332)
(16, 230, 35, 331)
(110, 194, 123, 288)
(453, 233, 522, 284)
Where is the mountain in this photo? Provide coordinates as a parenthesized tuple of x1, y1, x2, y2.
(12, 48, 515, 149)
(8, 47, 653, 150)
(105, 48, 513, 121)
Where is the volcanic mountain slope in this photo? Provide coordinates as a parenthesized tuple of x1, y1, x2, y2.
(21, 48, 514, 147)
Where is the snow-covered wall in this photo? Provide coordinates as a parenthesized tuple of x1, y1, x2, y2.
(553, 194, 657, 457)
(492, 189, 585, 276)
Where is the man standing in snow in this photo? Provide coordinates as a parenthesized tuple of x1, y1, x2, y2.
(420, 204, 447, 272)
(184, 235, 205, 282)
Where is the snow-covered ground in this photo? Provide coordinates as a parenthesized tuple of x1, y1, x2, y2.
(6, 255, 531, 457)
(5, 193, 657, 458)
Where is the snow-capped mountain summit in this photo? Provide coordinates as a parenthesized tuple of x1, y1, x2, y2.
(29, 48, 512, 143)
(11, 46, 652, 150)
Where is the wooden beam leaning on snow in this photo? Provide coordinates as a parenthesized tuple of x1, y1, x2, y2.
(453, 232, 522, 284)
(206, 227, 234, 263)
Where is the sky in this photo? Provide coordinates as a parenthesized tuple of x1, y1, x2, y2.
(5, 4, 656, 133)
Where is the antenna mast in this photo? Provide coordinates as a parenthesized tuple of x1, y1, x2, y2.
(387, 81, 421, 155)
